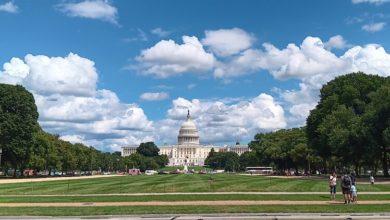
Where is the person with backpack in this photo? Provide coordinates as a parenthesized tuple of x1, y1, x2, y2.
(341, 174, 352, 204)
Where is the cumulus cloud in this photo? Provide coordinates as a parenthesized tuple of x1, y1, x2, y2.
(214, 36, 348, 79)
(158, 94, 286, 144)
(1, 53, 98, 96)
(140, 92, 169, 101)
(324, 35, 349, 50)
(213, 49, 264, 78)
(258, 37, 348, 79)
(0, 1, 18, 13)
(362, 22, 386, 32)
(216, 36, 390, 81)
(201, 28, 256, 57)
(0, 54, 153, 151)
(57, 0, 118, 24)
(136, 36, 215, 78)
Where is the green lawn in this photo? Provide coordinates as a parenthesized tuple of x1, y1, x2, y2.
(0, 194, 389, 203)
(0, 174, 389, 195)
(0, 174, 389, 216)
(0, 205, 390, 216)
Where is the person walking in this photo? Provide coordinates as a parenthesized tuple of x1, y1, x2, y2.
(341, 173, 352, 204)
(370, 175, 375, 185)
(350, 172, 356, 186)
(349, 172, 356, 201)
(351, 184, 358, 203)
(329, 172, 337, 200)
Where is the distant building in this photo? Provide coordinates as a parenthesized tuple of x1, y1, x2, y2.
(121, 110, 250, 166)
(121, 145, 138, 157)
(219, 142, 251, 156)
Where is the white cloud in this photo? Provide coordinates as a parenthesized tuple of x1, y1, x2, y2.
(217, 36, 390, 81)
(136, 36, 215, 78)
(202, 28, 256, 57)
(213, 49, 264, 78)
(259, 37, 348, 79)
(342, 44, 390, 77)
(362, 22, 386, 32)
(57, 0, 118, 24)
(0, 54, 153, 152)
(352, 0, 390, 4)
(324, 35, 349, 50)
(1, 53, 98, 97)
(151, 28, 171, 38)
(140, 92, 169, 101)
(159, 94, 286, 144)
(0, 1, 18, 13)
(60, 134, 85, 144)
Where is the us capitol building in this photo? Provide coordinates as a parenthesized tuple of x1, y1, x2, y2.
(121, 111, 250, 166)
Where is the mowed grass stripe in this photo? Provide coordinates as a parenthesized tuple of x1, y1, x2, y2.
(0, 174, 389, 195)
(1, 204, 390, 216)
(0, 194, 390, 203)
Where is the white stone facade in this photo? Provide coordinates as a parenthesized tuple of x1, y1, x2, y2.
(159, 144, 217, 166)
(121, 145, 138, 157)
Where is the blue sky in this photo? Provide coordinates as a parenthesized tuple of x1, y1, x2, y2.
(1, 0, 390, 151)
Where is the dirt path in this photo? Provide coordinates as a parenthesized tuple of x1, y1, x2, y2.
(1, 191, 390, 197)
(0, 200, 389, 207)
(0, 175, 120, 184)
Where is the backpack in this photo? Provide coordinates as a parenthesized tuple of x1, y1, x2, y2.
(342, 175, 351, 188)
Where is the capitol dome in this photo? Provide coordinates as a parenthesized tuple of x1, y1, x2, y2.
(178, 110, 200, 145)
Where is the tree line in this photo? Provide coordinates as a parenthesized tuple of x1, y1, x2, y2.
(0, 84, 168, 176)
(205, 73, 389, 176)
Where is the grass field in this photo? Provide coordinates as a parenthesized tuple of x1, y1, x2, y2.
(0, 174, 389, 195)
(0, 174, 389, 216)
(1, 205, 390, 216)
(0, 194, 390, 203)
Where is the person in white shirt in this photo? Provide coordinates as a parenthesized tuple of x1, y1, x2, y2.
(370, 175, 375, 185)
(329, 172, 337, 200)
(351, 184, 357, 203)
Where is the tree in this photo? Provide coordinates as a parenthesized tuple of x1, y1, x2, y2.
(364, 83, 390, 176)
(0, 84, 39, 176)
(307, 72, 388, 175)
(58, 141, 77, 175)
(249, 128, 308, 173)
(239, 151, 261, 170)
(154, 154, 169, 168)
(29, 131, 51, 174)
(205, 151, 240, 171)
(137, 142, 159, 157)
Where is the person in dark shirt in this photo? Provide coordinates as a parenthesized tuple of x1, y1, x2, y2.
(341, 174, 352, 204)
